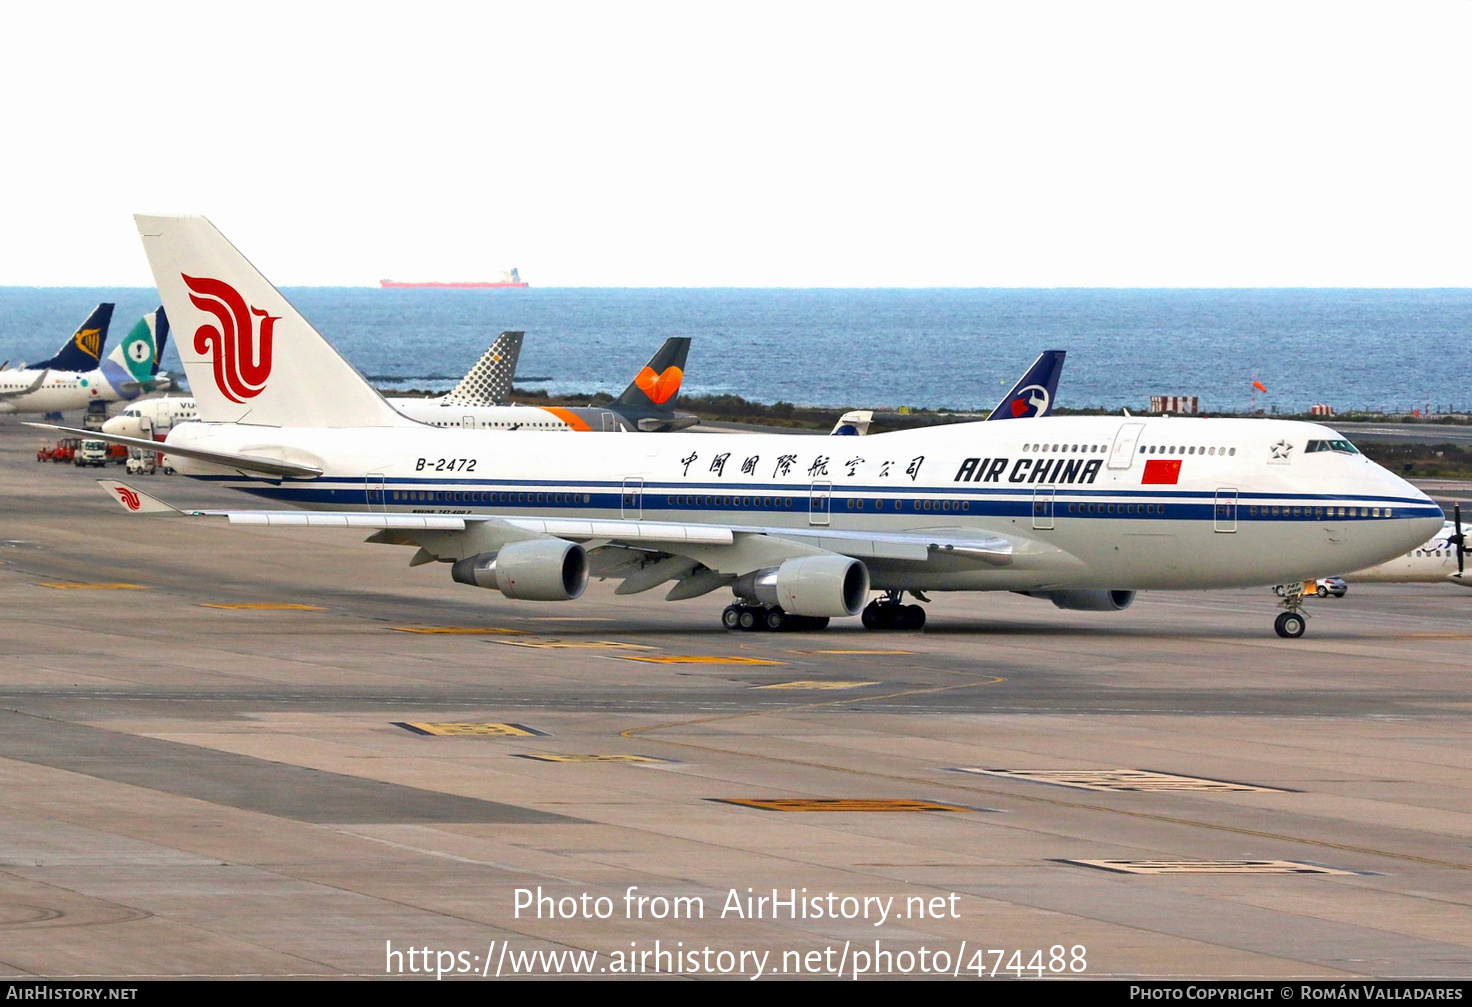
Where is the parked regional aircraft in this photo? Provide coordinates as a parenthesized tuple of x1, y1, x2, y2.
(103, 395, 199, 441)
(1337, 505, 1470, 587)
(387, 334, 696, 432)
(61, 215, 1445, 640)
(831, 350, 1066, 436)
(1, 308, 170, 415)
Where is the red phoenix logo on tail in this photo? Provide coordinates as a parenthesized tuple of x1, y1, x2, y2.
(182, 274, 278, 403)
(116, 487, 141, 511)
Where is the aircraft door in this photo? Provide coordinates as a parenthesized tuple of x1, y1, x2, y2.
(1032, 487, 1055, 530)
(621, 477, 643, 519)
(1214, 487, 1238, 533)
(367, 471, 386, 512)
(602, 412, 616, 431)
(139, 415, 154, 440)
(809, 481, 832, 525)
(1108, 423, 1146, 469)
(461, 415, 475, 429)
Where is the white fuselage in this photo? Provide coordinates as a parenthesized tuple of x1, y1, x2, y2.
(0, 367, 130, 414)
(162, 416, 1443, 594)
(1339, 521, 1470, 586)
(386, 398, 585, 431)
(102, 396, 199, 439)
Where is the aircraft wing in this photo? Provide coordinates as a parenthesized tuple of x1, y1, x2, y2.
(31, 423, 323, 479)
(0, 370, 48, 399)
(94, 482, 1015, 590)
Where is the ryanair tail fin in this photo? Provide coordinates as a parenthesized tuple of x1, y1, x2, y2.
(441, 331, 524, 406)
(612, 337, 690, 418)
(134, 215, 411, 427)
(985, 350, 1066, 421)
(32, 304, 113, 371)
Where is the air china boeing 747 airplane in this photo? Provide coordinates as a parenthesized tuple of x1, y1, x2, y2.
(56, 215, 1444, 640)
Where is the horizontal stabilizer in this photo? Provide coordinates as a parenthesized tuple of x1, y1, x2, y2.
(97, 480, 178, 514)
(27, 422, 323, 479)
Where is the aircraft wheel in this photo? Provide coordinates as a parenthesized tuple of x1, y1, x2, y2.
(901, 605, 927, 630)
(737, 608, 760, 631)
(1274, 611, 1306, 639)
(722, 605, 742, 631)
(861, 602, 884, 630)
(763, 608, 787, 632)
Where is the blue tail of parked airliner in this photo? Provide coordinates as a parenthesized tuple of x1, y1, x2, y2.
(985, 350, 1066, 420)
(31, 304, 114, 371)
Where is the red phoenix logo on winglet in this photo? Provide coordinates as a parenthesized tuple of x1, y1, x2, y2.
(182, 274, 277, 403)
(116, 487, 141, 511)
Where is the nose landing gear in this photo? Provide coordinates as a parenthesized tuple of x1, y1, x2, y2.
(1274, 582, 1308, 638)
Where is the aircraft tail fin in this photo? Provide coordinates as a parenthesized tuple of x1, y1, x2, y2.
(134, 215, 412, 427)
(985, 350, 1066, 421)
(830, 410, 874, 436)
(440, 331, 524, 406)
(99, 308, 171, 399)
(150, 307, 169, 375)
(32, 304, 113, 371)
(612, 337, 691, 417)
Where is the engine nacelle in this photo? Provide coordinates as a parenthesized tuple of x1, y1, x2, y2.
(733, 556, 870, 617)
(1029, 589, 1136, 612)
(451, 539, 588, 601)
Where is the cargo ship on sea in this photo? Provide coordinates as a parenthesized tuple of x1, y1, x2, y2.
(379, 268, 528, 289)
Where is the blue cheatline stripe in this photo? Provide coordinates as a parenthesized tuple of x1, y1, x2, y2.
(197, 473, 1436, 508)
(231, 482, 1441, 524)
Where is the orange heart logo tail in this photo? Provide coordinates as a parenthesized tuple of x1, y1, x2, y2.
(634, 365, 683, 405)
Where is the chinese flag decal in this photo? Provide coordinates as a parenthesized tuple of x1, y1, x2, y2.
(1142, 459, 1182, 485)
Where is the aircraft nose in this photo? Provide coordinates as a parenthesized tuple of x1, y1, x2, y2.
(1383, 467, 1445, 547)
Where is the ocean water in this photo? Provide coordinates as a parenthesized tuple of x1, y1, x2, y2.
(2, 287, 1470, 415)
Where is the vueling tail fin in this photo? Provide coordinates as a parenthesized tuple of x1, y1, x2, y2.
(134, 215, 412, 427)
(440, 331, 524, 406)
(612, 337, 690, 417)
(32, 304, 113, 371)
(985, 350, 1066, 421)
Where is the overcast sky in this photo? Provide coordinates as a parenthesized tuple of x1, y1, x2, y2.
(3, 1, 1469, 287)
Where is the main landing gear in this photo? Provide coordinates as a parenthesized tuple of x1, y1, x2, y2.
(1274, 582, 1308, 639)
(861, 591, 927, 631)
(721, 604, 830, 633)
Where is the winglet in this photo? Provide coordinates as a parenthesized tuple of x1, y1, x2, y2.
(97, 480, 179, 514)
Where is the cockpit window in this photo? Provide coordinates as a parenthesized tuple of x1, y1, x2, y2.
(1305, 439, 1360, 455)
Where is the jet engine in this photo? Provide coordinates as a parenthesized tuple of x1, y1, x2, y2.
(733, 556, 870, 617)
(1028, 589, 1136, 611)
(451, 539, 588, 601)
